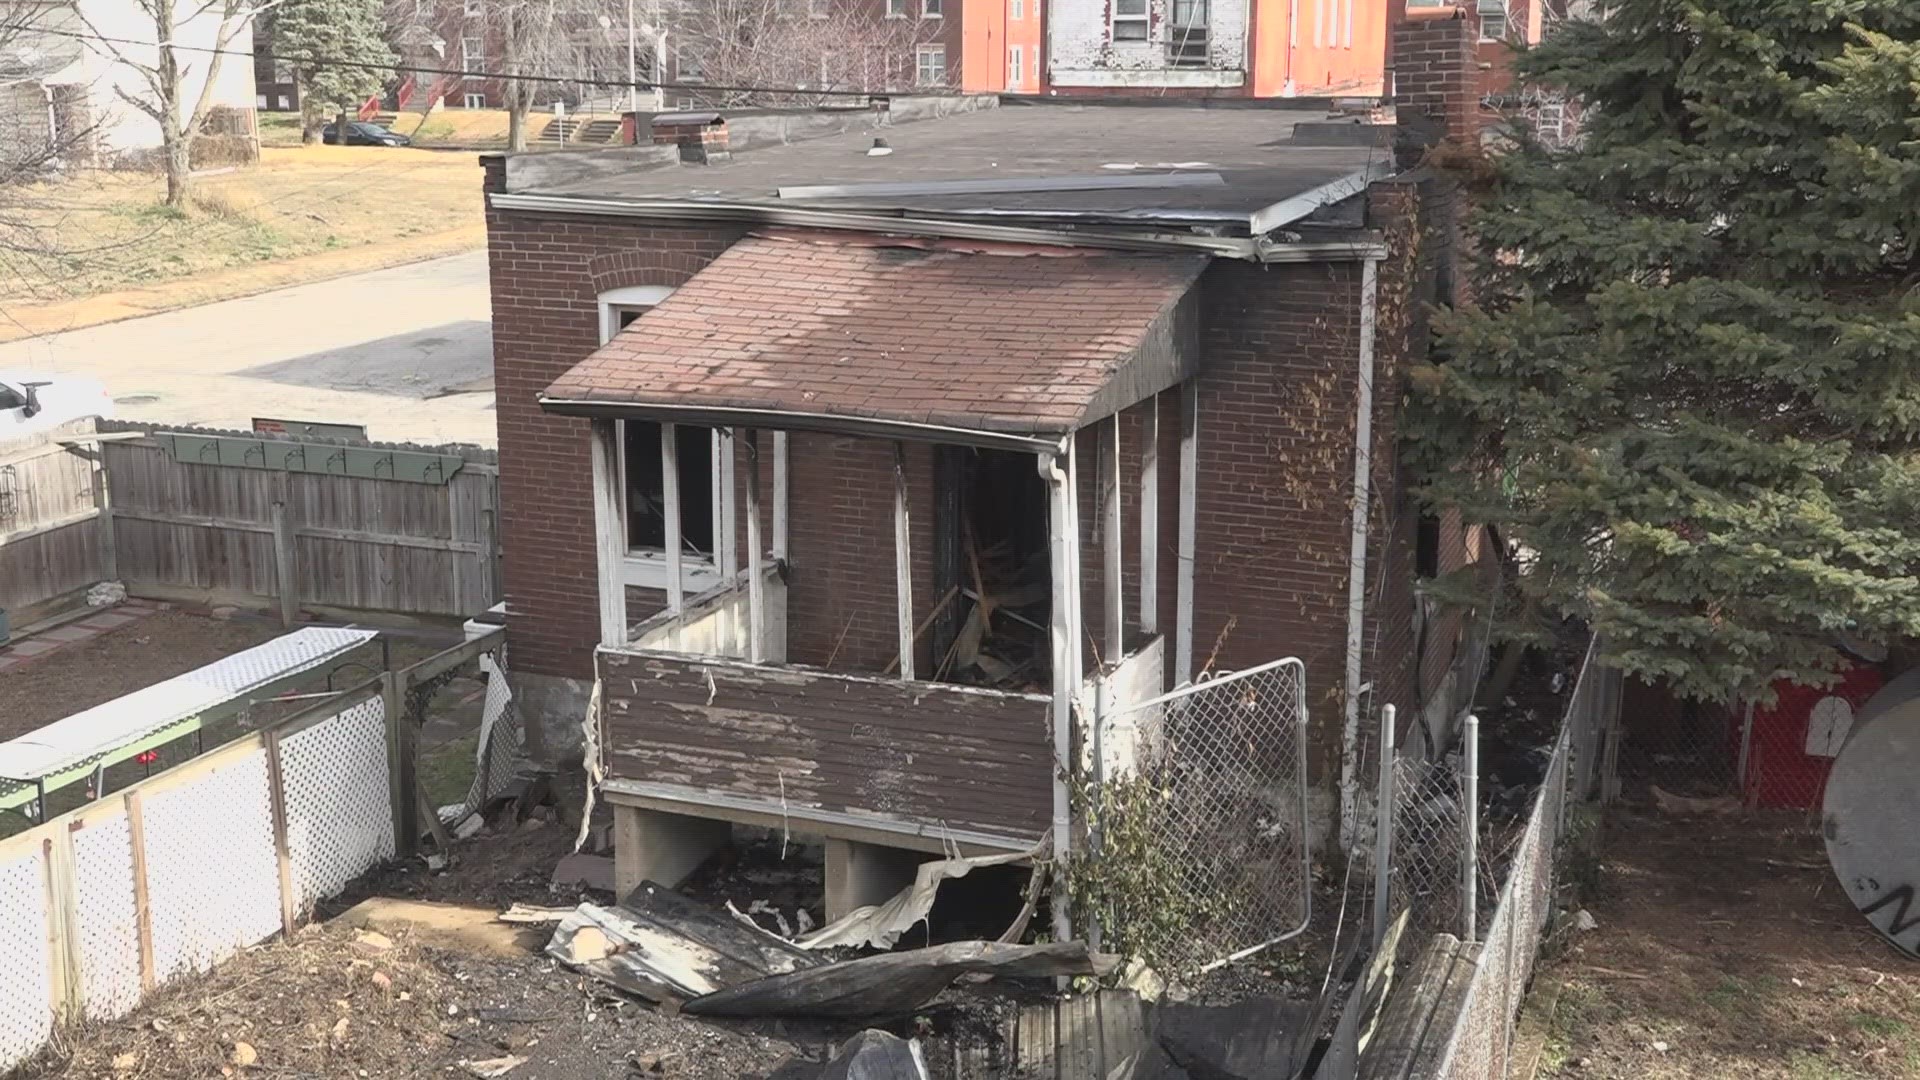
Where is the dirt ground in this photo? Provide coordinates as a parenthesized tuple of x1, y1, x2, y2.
(1524, 807, 1920, 1080)
(0, 610, 281, 737)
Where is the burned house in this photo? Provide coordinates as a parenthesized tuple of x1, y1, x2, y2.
(484, 13, 1486, 931)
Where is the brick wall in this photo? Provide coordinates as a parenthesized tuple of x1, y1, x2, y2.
(487, 171, 1431, 798)
(485, 164, 747, 677)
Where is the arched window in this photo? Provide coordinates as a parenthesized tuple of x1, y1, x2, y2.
(598, 286, 721, 591)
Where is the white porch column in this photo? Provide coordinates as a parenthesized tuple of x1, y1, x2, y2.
(745, 430, 765, 664)
(772, 431, 790, 561)
(1140, 396, 1159, 636)
(661, 423, 684, 614)
(1102, 414, 1124, 664)
(893, 442, 915, 681)
(590, 417, 628, 646)
(1175, 381, 1199, 686)
(1040, 441, 1083, 945)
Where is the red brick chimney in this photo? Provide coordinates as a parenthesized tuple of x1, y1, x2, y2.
(1391, 5, 1481, 170)
(650, 112, 731, 164)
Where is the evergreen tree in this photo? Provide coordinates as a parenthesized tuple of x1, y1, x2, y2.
(1406, 0, 1920, 702)
(270, 0, 395, 143)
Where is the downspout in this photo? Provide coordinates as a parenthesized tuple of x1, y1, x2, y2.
(1040, 442, 1081, 945)
(1338, 256, 1381, 854)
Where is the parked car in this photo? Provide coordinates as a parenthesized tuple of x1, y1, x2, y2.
(321, 122, 412, 147)
(0, 371, 113, 436)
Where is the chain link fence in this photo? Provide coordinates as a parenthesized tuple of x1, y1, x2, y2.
(1082, 657, 1312, 977)
(1359, 637, 1622, 1078)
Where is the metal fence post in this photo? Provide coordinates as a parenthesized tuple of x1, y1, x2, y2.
(1462, 713, 1480, 943)
(1372, 704, 1397, 952)
(383, 669, 418, 859)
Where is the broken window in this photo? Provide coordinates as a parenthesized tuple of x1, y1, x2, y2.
(622, 419, 716, 558)
(930, 447, 1052, 691)
(1111, 0, 1148, 41)
(599, 289, 723, 586)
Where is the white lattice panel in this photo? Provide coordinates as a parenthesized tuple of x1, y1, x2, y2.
(0, 847, 53, 1073)
(71, 811, 142, 1020)
(281, 698, 394, 907)
(142, 751, 282, 983)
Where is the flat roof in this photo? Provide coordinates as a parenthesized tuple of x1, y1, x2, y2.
(512, 103, 1385, 233)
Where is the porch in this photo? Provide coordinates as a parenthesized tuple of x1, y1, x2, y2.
(542, 234, 1213, 924)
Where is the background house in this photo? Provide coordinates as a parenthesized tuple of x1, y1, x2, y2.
(1, 0, 257, 161)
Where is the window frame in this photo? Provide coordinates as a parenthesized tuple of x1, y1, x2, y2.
(1007, 44, 1022, 88)
(1010, 0, 1022, 19)
(597, 285, 725, 593)
(677, 43, 706, 82)
(921, 0, 942, 18)
(915, 43, 947, 85)
(460, 36, 484, 74)
(1477, 0, 1508, 40)
(886, 0, 908, 18)
(1110, 0, 1147, 42)
(462, 91, 486, 108)
(463, 0, 482, 14)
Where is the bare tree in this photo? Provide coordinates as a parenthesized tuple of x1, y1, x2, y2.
(0, 1, 111, 293)
(666, 0, 941, 107)
(78, 0, 280, 206)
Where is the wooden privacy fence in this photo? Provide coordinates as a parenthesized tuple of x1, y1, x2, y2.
(0, 630, 503, 1073)
(0, 419, 114, 626)
(0, 420, 502, 626)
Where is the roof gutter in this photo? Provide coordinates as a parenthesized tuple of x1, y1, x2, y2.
(539, 397, 1068, 454)
(1248, 160, 1397, 236)
(489, 192, 1387, 262)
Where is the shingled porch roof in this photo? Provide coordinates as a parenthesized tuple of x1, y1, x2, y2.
(539, 235, 1207, 450)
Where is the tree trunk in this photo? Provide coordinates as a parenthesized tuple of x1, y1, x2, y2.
(508, 104, 529, 151)
(337, 108, 351, 147)
(162, 126, 191, 207)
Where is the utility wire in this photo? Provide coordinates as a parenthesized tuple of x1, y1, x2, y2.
(32, 25, 956, 101)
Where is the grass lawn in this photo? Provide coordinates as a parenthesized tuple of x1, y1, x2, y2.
(1, 144, 483, 306)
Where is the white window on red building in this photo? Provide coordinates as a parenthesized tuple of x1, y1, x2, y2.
(915, 44, 947, 85)
(1111, 0, 1147, 41)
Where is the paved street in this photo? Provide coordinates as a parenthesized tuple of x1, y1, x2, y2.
(0, 252, 497, 447)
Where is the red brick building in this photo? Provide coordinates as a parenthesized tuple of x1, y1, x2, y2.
(483, 14, 1486, 925)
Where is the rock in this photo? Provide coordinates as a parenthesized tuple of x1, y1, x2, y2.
(551, 853, 616, 892)
(630, 1052, 666, 1073)
(1652, 1040, 1670, 1053)
(371, 970, 393, 991)
(332, 1017, 351, 1041)
(87, 581, 128, 607)
(230, 1041, 258, 1068)
(111, 1051, 138, 1072)
(461, 1054, 528, 1078)
(352, 929, 394, 954)
(209, 605, 240, 621)
(1573, 909, 1598, 932)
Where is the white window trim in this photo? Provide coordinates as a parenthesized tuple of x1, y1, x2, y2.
(464, 0, 482, 14)
(885, 0, 908, 18)
(1478, 0, 1508, 40)
(597, 286, 726, 593)
(1008, 44, 1023, 88)
(1010, 0, 1022, 18)
(463, 91, 486, 108)
(915, 44, 947, 85)
(1343, 0, 1353, 48)
(921, 0, 942, 18)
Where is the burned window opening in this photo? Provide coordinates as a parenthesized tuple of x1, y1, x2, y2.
(931, 447, 1052, 692)
(623, 420, 716, 557)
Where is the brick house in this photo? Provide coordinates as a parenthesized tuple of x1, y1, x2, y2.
(483, 14, 1485, 923)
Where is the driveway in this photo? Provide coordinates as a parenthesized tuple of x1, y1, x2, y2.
(0, 252, 497, 447)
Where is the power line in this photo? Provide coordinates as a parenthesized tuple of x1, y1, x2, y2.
(33, 25, 958, 101)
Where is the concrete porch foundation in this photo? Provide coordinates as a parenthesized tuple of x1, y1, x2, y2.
(611, 802, 731, 897)
(824, 837, 924, 921)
